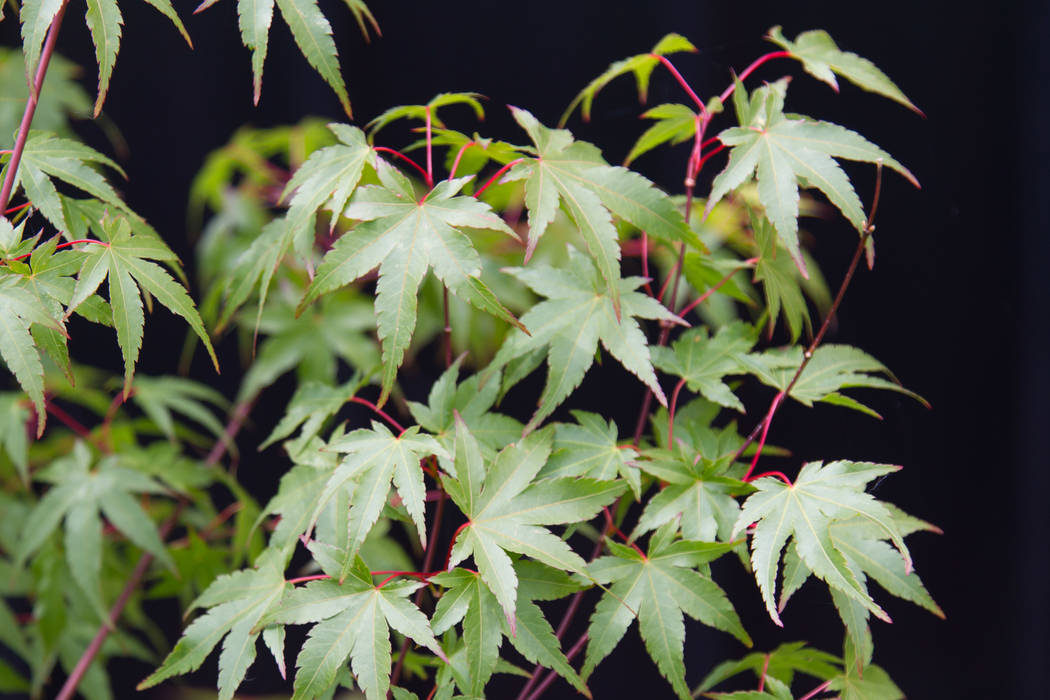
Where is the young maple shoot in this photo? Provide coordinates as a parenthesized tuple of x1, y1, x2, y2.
(0, 7, 941, 700)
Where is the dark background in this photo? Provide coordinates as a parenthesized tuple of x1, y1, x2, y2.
(4, 0, 1047, 698)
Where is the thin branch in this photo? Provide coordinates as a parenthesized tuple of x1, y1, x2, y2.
(442, 286, 453, 367)
(349, 395, 406, 434)
(524, 632, 587, 700)
(651, 54, 706, 113)
(798, 679, 834, 700)
(0, 0, 70, 210)
(374, 146, 431, 185)
(474, 158, 524, 199)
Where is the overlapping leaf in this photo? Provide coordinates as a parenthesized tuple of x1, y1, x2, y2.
(139, 558, 289, 700)
(15, 442, 175, 619)
(444, 418, 624, 628)
(767, 26, 920, 113)
(651, 321, 758, 412)
(732, 461, 912, 627)
(67, 217, 218, 395)
(262, 562, 445, 700)
(489, 248, 682, 429)
(541, 410, 641, 498)
(300, 159, 523, 405)
(505, 107, 699, 310)
(706, 81, 917, 273)
(740, 344, 926, 418)
(583, 532, 750, 700)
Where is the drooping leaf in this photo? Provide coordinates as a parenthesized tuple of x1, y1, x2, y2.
(20, 0, 66, 82)
(83, 0, 124, 116)
(238, 0, 276, 104)
(262, 573, 445, 700)
(274, 0, 351, 116)
(300, 160, 523, 406)
(319, 422, 448, 580)
(767, 26, 920, 113)
(706, 84, 917, 272)
(445, 419, 624, 629)
(4, 132, 127, 232)
(740, 344, 927, 418)
(750, 211, 811, 342)
(506, 108, 699, 305)
(131, 374, 231, 444)
(488, 248, 683, 429)
(650, 321, 758, 412)
(0, 393, 30, 483)
(625, 103, 698, 165)
(732, 461, 912, 627)
(561, 33, 697, 125)
(138, 560, 288, 700)
(582, 533, 750, 699)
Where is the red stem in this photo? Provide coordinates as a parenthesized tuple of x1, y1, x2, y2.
(0, 0, 69, 210)
(444, 521, 471, 570)
(798, 679, 833, 700)
(374, 147, 431, 185)
(3, 201, 30, 215)
(758, 653, 770, 692)
(45, 400, 93, 441)
(603, 506, 645, 556)
(718, 51, 792, 104)
(651, 54, 706, 113)
(524, 632, 587, 700)
(666, 377, 687, 446)
(286, 574, 331, 585)
(742, 392, 782, 481)
(474, 158, 524, 199)
(748, 470, 793, 486)
(5, 238, 109, 264)
(349, 395, 406, 434)
(639, 230, 655, 297)
(677, 257, 757, 318)
(448, 140, 476, 180)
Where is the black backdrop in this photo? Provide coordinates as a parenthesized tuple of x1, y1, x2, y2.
(2, 1, 1047, 698)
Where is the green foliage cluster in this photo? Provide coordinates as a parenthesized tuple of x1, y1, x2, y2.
(0, 4, 941, 699)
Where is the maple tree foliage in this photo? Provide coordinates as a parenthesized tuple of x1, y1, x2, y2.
(0, 11, 942, 700)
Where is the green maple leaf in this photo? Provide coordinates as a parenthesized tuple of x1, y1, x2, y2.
(505, 107, 699, 311)
(315, 423, 447, 582)
(732, 461, 912, 627)
(14, 441, 176, 620)
(633, 444, 748, 543)
(262, 567, 445, 700)
(624, 103, 698, 166)
(0, 48, 91, 139)
(541, 410, 641, 498)
(651, 321, 758, 412)
(300, 159, 523, 406)
(139, 558, 289, 700)
(828, 662, 904, 700)
(582, 531, 751, 700)
(705, 81, 918, 274)
(131, 374, 231, 445)
(0, 274, 66, 436)
(767, 27, 920, 113)
(445, 418, 624, 629)
(260, 378, 360, 450)
(561, 33, 697, 125)
(697, 641, 840, 694)
(749, 210, 813, 342)
(1, 132, 127, 232)
(489, 248, 683, 429)
(66, 216, 218, 395)
(366, 92, 485, 141)
(740, 344, 927, 418)
(0, 393, 30, 483)
(430, 563, 589, 697)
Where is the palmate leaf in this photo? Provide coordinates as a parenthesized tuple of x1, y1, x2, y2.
(139, 558, 289, 700)
(750, 211, 811, 342)
(767, 27, 920, 113)
(625, 102, 698, 166)
(0, 274, 65, 436)
(316, 422, 448, 581)
(583, 532, 750, 700)
(261, 568, 445, 700)
(445, 419, 624, 630)
(14, 441, 175, 620)
(300, 159, 523, 406)
(561, 33, 697, 125)
(367, 92, 486, 141)
(505, 107, 699, 308)
(732, 461, 912, 627)
(488, 248, 683, 429)
(697, 641, 840, 694)
(67, 216, 218, 395)
(650, 321, 758, 412)
(2, 132, 127, 232)
(739, 344, 927, 418)
(131, 374, 231, 444)
(705, 81, 917, 273)
(541, 410, 641, 499)
(430, 565, 589, 697)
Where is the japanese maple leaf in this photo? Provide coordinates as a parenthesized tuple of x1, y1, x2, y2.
(705, 80, 918, 273)
(261, 558, 445, 700)
(583, 529, 751, 700)
(489, 247, 683, 430)
(310, 422, 448, 582)
(732, 461, 912, 627)
(66, 215, 218, 395)
(541, 410, 641, 499)
(299, 158, 523, 406)
(430, 562, 588, 697)
(650, 321, 758, 413)
(444, 418, 624, 630)
(139, 555, 289, 700)
(15, 441, 176, 621)
(504, 107, 698, 313)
